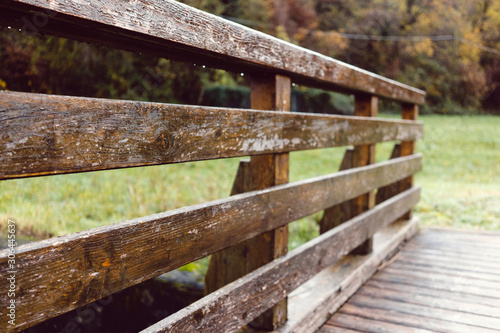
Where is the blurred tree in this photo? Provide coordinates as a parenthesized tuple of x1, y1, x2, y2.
(1, 0, 499, 113)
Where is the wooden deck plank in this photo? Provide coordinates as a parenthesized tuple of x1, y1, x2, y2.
(317, 325, 367, 333)
(408, 239, 500, 253)
(364, 279, 500, 308)
(373, 270, 500, 298)
(379, 267, 500, 291)
(333, 303, 498, 333)
(396, 253, 500, 274)
(326, 313, 434, 333)
(358, 284, 500, 318)
(409, 233, 500, 249)
(418, 228, 500, 242)
(401, 245, 500, 261)
(348, 294, 500, 330)
(387, 261, 500, 283)
(320, 228, 500, 333)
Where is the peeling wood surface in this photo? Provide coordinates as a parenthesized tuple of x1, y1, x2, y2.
(0, 0, 425, 104)
(141, 187, 421, 333)
(0, 155, 421, 332)
(0, 91, 423, 180)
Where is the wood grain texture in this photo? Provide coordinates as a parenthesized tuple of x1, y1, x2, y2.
(350, 95, 378, 255)
(141, 187, 421, 333)
(0, 91, 423, 180)
(347, 293, 500, 330)
(0, 0, 425, 104)
(388, 261, 500, 283)
(366, 278, 500, 308)
(0, 154, 422, 332)
(338, 306, 497, 333)
(327, 313, 435, 333)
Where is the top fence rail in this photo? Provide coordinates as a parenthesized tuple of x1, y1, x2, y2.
(0, 0, 425, 105)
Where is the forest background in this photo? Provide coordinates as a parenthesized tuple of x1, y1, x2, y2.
(1, 0, 500, 114)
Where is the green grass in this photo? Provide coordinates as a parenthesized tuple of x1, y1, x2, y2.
(2, 114, 499, 247)
(412, 115, 500, 230)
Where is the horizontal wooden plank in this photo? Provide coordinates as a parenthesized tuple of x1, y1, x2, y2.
(380, 267, 500, 292)
(359, 284, 500, 318)
(141, 187, 420, 332)
(408, 241, 500, 256)
(336, 302, 497, 333)
(398, 253, 500, 275)
(373, 271, 500, 298)
(348, 293, 500, 330)
(424, 228, 500, 239)
(0, 155, 422, 332)
(0, 0, 425, 104)
(389, 261, 500, 283)
(0, 91, 423, 180)
(366, 278, 500, 308)
(327, 313, 435, 333)
(410, 237, 500, 251)
(318, 324, 367, 333)
(413, 230, 500, 245)
(402, 245, 500, 261)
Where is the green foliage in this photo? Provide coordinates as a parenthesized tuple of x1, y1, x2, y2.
(201, 85, 250, 108)
(292, 88, 354, 115)
(2, 1, 500, 113)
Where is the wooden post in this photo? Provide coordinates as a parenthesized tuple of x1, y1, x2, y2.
(351, 95, 378, 254)
(205, 74, 290, 330)
(400, 103, 418, 219)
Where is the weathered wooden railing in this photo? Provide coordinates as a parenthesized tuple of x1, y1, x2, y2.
(0, 1, 425, 332)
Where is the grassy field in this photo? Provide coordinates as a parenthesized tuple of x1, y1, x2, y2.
(2, 114, 499, 247)
(412, 115, 500, 230)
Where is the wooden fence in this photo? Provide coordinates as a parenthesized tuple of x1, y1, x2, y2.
(0, 1, 425, 332)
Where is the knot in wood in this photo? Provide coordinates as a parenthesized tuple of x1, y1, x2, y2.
(135, 102, 151, 116)
(155, 131, 172, 153)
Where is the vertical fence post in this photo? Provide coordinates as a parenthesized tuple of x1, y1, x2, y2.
(247, 74, 290, 330)
(400, 103, 418, 219)
(205, 74, 291, 330)
(351, 95, 378, 254)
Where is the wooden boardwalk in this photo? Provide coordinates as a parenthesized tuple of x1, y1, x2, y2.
(318, 229, 500, 333)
